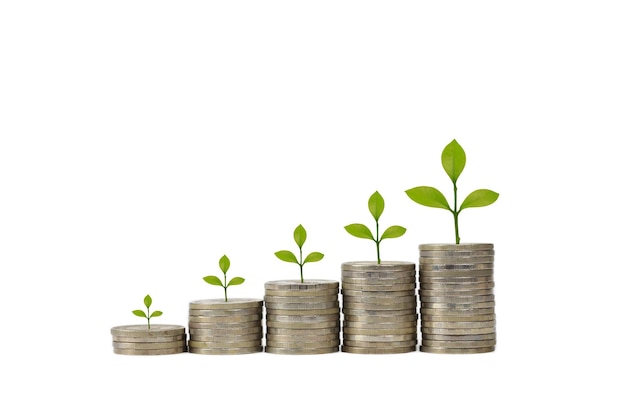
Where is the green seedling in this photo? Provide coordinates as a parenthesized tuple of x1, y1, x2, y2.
(132, 294, 162, 329)
(275, 224, 324, 283)
(344, 191, 407, 264)
(405, 139, 499, 244)
(203, 254, 245, 302)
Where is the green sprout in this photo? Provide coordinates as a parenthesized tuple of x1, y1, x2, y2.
(405, 139, 499, 244)
(344, 191, 407, 264)
(203, 255, 245, 302)
(132, 294, 162, 329)
(275, 224, 324, 283)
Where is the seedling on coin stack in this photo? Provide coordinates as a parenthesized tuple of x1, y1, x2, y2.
(203, 254, 245, 302)
(344, 191, 406, 264)
(405, 139, 499, 354)
(132, 294, 162, 329)
(274, 224, 324, 283)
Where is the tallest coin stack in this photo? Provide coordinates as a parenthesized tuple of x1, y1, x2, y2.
(418, 243, 496, 354)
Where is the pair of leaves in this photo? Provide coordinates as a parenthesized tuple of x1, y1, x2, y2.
(132, 294, 163, 319)
(275, 224, 325, 265)
(344, 191, 407, 242)
(203, 254, 245, 288)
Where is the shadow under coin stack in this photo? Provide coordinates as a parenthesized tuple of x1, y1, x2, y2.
(111, 324, 187, 355)
(264, 280, 340, 354)
(341, 262, 418, 354)
(419, 243, 496, 354)
(188, 299, 263, 354)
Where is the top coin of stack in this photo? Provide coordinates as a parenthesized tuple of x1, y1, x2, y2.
(419, 243, 496, 354)
(111, 324, 187, 355)
(188, 298, 264, 355)
(264, 280, 340, 354)
(341, 261, 417, 354)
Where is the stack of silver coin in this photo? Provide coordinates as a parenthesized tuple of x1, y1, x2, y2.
(419, 243, 496, 354)
(341, 262, 417, 354)
(111, 324, 187, 355)
(188, 298, 263, 354)
(264, 280, 340, 354)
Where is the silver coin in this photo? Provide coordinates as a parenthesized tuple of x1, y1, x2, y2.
(419, 256, 494, 264)
(421, 339, 496, 349)
(343, 333, 416, 342)
(343, 311, 417, 321)
(113, 347, 186, 355)
(186, 307, 262, 317)
(265, 346, 339, 355)
(189, 346, 263, 355)
(421, 327, 495, 335)
(422, 333, 496, 341)
(264, 288, 338, 297)
(343, 320, 417, 329)
(265, 307, 340, 316)
(421, 314, 496, 322)
(188, 314, 263, 323)
(419, 345, 495, 354)
(188, 339, 261, 349)
(267, 326, 339, 335)
(420, 250, 494, 258)
(266, 339, 339, 349)
(112, 340, 186, 350)
(341, 346, 416, 354)
(420, 263, 494, 272)
(341, 282, 417, 292)
(190, 332, 262, 342)
(343, 302, 417, 311)
(422, 320, 496, 329)
(342, 339, 417, 348)
(188, 320, 262, 329)
(342, 289, 415, 297)
(112, 334, 186, 343)
(266, 314, 340, 323)
(264, 280, 339, 291)
(265, 320, 339, 329)
(419, 243, 494, 251)
(343, 327, 416, 336)
(341, 276, 416, 285)
(266, 333, 339, 342)
(341, 261, 415, 271)
(110, 324, 185, 337)
(420, 307, 494, 316)
(419, 269, 494, 278)
(419, 289, 493, 297)
(341, 271, 416, 279)
(421, 301, 495, 309)
(419, 295, 495, 303)
(264, 301, 339, 310)
(264, 295, 338, 303)
(189, 299, 263, 310)
(343, 295, 416, 304)
(188, 326, 262, 336)
(419, 281, 495, 290)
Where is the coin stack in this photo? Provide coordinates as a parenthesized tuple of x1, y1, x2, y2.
(264, 280, 340, 354)
(188, 298, 263, 354)
(111, 324, 187, 355)
(341, 261, 418, 354)
(419, 243, 496, 354)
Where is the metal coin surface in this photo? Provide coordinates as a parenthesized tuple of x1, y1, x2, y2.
(343, 313, 417, 322)
(419, 345, 495, 354)
(419, 256, 493, 264)
(419, 281, 495, 290)
(191, 332, 262, 342)
(188, 320, 262, 329)
(189, 346, 263, 355)
(188, 326, 262, 336)
(420, 308, 494, 316)
(421, 327, 495, 335)
(264, 295, 338, 303)
(264, 280, 339, 291)
(265, 346, 339, 354)
(419, 289, 493, 297)
(419, 243, 493, 251)
(341, 271, 416, 279)
(422, 333, 496, 341)
(112, 341, 185, 350)
(266, 314, 340, 323)
(188, 339, 261, 349)
(267, 327, 339, 335)
(419, 295, 495, 303)
(264, 301, 339, 310)
(343, 333, 415, 342)
(113, 347, 186, 355)
(341, 283, 417, 291)
(188, 314, 263, 323)
(421, 320, 496, 329)
(421, 301, 495, 309)
(189, 299, 263, 310)
(267, 333, 339, 342)
(266, 339, 339, 349)
(420, 250, 494, 257)
(341, 261, 415, 271)
(341, 346, 416, 354)
(111, 324, 185, 337)
(342, 289, 415, 297)
(342, 339, 416, 348)
(187, 307, 262, 317)
(112, 334, 186, 343)
(419, 270, 494, 278)
(343, 302, 417, 311)
(265, 307, 340, 316)
(421, 314, 496, 322)
(341, 276, 416, 285)
(343, 295, 416, 305)
(343, 320, 417, 329)
(265, 320, 339, 329)
(421, 340, 496, 348)
(343, 327, 416, 336)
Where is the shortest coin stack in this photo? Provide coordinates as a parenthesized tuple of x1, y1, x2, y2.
(419, 243, 496, 354)
(111, 324, 187, 355)
(188, 298, 263, 355)
(265, 280, 340, 354)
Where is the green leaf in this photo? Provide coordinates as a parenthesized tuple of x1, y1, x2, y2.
(380, 225, 407, 240)
(203, 275, 224, 286)
(275, 250, 299, 263)
(405, 186, 451, 210)
(293, 224, 307, 249)
(143, 294, 152, 309)
(441, 139, 466, 183)
(132, 310, 147, 318)
(459, 189, 499, 211)
(368, 191, 385, 221)
(149, 310, 163, 318)
(219, 254, 230, 274)
(227, 277, 245, 286)
(303, 251, 324, 263)
(344, 223, 374, 240)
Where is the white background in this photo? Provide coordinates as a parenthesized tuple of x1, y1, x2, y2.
(1, 1, 625, 415)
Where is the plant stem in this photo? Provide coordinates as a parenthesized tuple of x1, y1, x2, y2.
(147, 306, 151, 329)
(376, 220, 381, 264)
(299, 247, 304, 283)
(453, 182, 460, 244)
(224, 273, 228, 302)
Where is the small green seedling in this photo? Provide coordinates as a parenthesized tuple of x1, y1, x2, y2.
(344, 191, 407, 264)
(405, 139, 499, 244)
(132, 294, 162, 329)
(203, 255, 245, 302)
(275, 224, 324, 283)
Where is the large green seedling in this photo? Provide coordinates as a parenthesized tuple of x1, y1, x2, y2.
(203, 255, 245, 302)
(405, 139, 499, 244)
(275, 224, 324, 283)
(344, 191, 407, 264)
(132, 294, 162, 329)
